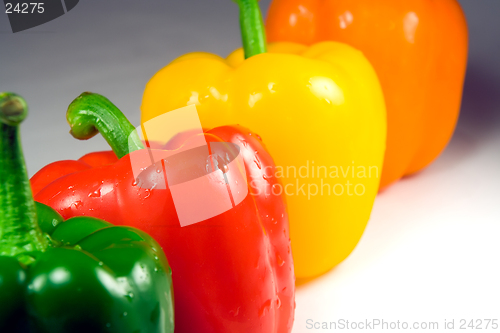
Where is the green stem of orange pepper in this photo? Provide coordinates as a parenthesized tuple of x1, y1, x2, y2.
(233, 0, 267, 58)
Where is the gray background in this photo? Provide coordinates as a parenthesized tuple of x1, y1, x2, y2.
(1, 1, 500, 332)
(0, 0, 498, 175)
(1, 0, 271, 174)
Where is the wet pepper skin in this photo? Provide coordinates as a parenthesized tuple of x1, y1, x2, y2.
(1, 206, 175, 333)
(0, 93, 174, 333)
(266, 0, 468, 188)
(32, 124, 295, 333)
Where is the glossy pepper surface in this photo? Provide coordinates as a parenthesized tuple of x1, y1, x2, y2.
(31, 93, 295, 333)
(140, 0, 386, 278)
(266, 0, 468, 188)
(0, 93, 174, 333)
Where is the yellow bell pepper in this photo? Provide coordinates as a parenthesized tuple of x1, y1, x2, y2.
(141, 0, 386, 279)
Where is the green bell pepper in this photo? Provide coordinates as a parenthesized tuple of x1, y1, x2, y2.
(0, 92, 174, 333)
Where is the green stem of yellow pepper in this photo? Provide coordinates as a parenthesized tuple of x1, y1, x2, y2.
(0, 93, 49, 261)
(233, 0, 267, 58)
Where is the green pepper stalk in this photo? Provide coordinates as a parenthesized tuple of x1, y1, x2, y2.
(233, 0, 268, 58)
(67, 92, 144, 159)
(0, 93, 49, 264)
(0, 93, 174, 332)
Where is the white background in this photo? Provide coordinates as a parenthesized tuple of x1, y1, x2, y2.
(1, 1, 499, 332)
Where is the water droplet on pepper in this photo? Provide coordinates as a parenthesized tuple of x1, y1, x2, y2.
(88, 188, 101, 198)
(258, 299, 272, 318)
(276, 252, 285, 267)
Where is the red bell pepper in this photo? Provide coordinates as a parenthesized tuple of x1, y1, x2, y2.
(31, 93, 295, 333)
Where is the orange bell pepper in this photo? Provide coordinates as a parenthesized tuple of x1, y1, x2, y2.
(266, 0, 468, 188)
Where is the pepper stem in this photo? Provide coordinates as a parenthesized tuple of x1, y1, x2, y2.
(0, 93, 49, 259)
(67, 92, 144, 159)
(233, 0, 267, 58)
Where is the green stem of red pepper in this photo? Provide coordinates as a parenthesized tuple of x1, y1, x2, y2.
(67, 92, 144, 159)
(0, 93, 49, 261)
(234, 0, 267, 58)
